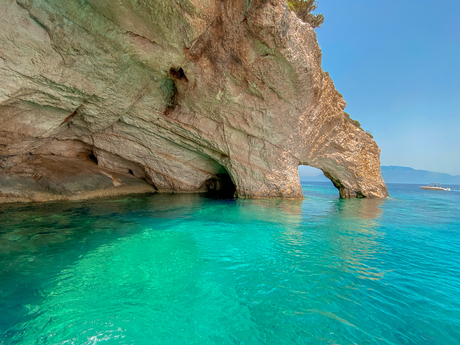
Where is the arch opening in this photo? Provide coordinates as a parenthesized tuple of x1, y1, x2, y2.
(298, 165, 328, 182)
(298, 164, 336, 195)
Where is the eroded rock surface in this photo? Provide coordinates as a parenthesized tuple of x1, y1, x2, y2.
(0, 0, 388, 202)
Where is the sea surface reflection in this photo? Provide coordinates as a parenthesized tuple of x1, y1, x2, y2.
(1, 183, 459, 344)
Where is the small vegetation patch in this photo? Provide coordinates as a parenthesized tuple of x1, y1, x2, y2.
(344, 112, 361, 127)
(287, 0, 324, 28)
(160, 78, 177, 111)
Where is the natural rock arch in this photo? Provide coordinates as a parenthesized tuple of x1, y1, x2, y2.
(0, 0, 388, 202)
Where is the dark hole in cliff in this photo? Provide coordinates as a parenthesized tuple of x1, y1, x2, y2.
(356, 191, 365, 198)
(76, 150, 98, 164)
(76, 149, 97, 164)
(88, 152, 98, 164)
(203, 173, 236, 199)
(169, 67, 188, 82)
(231, 54, 242, 64)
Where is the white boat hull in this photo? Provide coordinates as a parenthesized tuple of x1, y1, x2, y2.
(419, 186, 451, 191)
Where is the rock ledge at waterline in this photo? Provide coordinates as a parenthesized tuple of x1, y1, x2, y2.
(0, 0, 388, 202)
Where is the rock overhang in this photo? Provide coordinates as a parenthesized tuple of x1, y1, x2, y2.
(0, 0, 388, 202)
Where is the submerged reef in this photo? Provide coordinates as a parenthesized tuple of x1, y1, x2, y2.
(0, 0, 388, 202)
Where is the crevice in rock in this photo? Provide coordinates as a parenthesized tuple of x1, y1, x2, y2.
(88, 152, 98, 164)
(29, 16, 46, 30)
(60, 106, 80, 125)
(124, 30, 158, 46)
(76, 149, 98, 164)
(169, 67, 188, 82)
(142, 176, 158, 192)
(162, 67, 188, 115)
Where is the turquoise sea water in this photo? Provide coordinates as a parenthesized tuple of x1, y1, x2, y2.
(1, 182, 459, 344)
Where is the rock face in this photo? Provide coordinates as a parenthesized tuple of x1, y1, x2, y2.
(0, 0, 388, 202)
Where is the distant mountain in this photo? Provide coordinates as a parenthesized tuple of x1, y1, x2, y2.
(381, 166, 460, 184)
(299, 175, 329, 182)
(299, 165, 460, 184)
(298, 175, 328, 182)
(298, 166, 328, 181)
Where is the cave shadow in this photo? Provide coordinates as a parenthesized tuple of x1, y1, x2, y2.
(202, 172, 237, 200)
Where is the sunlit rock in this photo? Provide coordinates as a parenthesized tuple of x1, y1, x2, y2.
(0, 0, 388, 202)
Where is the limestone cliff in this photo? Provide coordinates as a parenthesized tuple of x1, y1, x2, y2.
(0, 0, 388, 202)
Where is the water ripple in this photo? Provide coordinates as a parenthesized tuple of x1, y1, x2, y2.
(0, 185, 459, 344)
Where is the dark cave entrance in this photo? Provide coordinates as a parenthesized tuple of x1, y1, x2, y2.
(203, 172, 237, 199)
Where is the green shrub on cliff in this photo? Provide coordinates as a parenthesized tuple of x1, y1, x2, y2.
(344, 112, 361, 127)
(287, 0, 324, 28)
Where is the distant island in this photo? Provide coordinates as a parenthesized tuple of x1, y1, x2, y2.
(299, 166, 460, 185)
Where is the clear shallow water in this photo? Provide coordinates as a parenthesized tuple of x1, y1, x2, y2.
(1, 182, 459, 345)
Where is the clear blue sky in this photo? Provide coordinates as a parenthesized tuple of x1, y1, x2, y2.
(308, 0, 460, 175)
